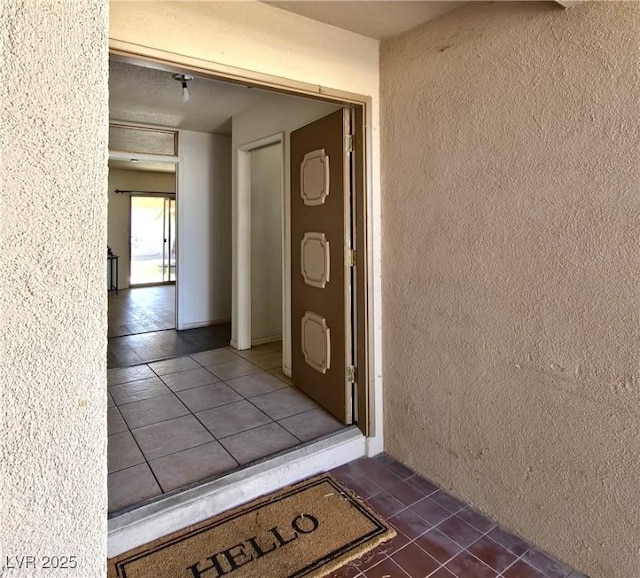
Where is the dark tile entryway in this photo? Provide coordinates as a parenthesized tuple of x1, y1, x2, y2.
(107, 324, 232, 368)
(327, 456, 586, 578)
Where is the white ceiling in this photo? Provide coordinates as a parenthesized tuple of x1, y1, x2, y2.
(109, 60, 275, 134)
(264, 1, 466, 40)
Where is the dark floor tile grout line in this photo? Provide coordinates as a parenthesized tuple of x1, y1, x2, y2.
(176, 394, 258, 464)
(111, 365, 235, 475)
(116, 382, 297, 463)
(107, 373, 163, 390)
(110, 343, 348, 510)
(111, 418, 309, 506)
(111, 366, 293, 428)
(108, 325, 232, 369)
(223, 381, 290, 399)
(214, 417, 301, 445)
(111, 373, 340, 476)
(109, 400, 166, 495)
(188, 347, 281, 376)
(134, 437, 235, 475)
(109, 345, 283, 388)
(127, 369, 245, 471)
(239, 387, 322, 433)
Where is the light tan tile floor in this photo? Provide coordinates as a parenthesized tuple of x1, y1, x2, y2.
(107, 343, 345, 514)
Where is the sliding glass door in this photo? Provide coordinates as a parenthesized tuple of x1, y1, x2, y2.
(130, 195, 176, 286)
(164, 197, 176, 283)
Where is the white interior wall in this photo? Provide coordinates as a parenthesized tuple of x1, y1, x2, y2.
(107, 168, 176, 289)
(250, 143, 283, 343)
(177, 130, 232, 329)
(232, 95, 341, 373)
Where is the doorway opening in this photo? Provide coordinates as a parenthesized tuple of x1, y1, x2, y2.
(107, 157, 199, 358)
(235, 133, 287, 358)
(250, 142, 284, 349)
(107, 54, 371, 519)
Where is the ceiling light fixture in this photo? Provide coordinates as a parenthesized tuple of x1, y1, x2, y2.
(172, 73, 194, 103)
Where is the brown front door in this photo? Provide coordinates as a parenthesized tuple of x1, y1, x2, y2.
(290, 109, 353, 424)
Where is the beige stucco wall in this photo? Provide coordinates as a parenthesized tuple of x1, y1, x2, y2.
(381, 2, 640, 576)
(2, 1, 108, 575)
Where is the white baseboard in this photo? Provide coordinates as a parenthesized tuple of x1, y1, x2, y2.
(230, 336, 282, 350)
(251, 334, 282, 346)
(366, 435, 384, 457)
(180, 318, 231, 331)
(107, 427, 365, 558)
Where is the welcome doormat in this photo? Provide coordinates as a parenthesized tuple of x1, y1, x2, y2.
(108, 474, 395, 578)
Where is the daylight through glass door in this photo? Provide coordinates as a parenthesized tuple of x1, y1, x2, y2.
(130, 195, 176, 286)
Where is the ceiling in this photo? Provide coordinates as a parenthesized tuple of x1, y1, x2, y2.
(110, 3, 469, 134)
(109, 2, 468, 172)
(109, 60, 275, 134)
(264, 1, 466, 39)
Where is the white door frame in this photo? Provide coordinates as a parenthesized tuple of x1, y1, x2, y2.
(233, 133, 290, 373)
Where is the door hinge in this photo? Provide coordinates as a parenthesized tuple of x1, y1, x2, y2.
(345, 134, 354, 153)
(345, 249, 356, 267)
(346, 365, 357, 383)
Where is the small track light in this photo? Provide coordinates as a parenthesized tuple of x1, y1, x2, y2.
(172, 74, 194, 103)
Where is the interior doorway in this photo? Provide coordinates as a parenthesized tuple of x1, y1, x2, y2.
(107, 160, 179, 345)
(250, 142, 284, 348)
(236, 134, 287, 361)
(130, 194, 176, 286)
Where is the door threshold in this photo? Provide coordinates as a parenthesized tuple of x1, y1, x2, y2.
(107, 426, 366, 558)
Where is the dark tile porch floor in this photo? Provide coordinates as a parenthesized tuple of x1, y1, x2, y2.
(327, 455, 586, 578)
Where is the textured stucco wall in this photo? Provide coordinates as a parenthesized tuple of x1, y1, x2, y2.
(381, 2, 640, 576)
(2, 1, 108, 575)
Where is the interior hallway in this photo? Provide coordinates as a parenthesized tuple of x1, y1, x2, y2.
(107, 284, 232, 368)
(108, 285, 175, 338)
(107, 342, 346, 513)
